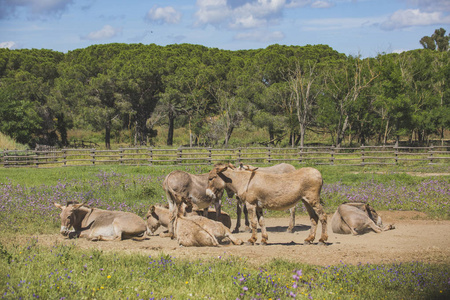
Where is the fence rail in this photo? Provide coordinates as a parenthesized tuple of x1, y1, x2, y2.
(1, 145, 449, 168)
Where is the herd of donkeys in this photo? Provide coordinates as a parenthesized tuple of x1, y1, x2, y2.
(54, 163, 395, 247)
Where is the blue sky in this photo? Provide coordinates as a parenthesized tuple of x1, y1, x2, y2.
(1, 0, 449, 57)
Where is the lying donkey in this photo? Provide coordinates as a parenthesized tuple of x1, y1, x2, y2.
(146, 204, 231, 235)
(331, 202, 395, 235)
(174, 200, 243, 247)
(54, 201, 149, 241)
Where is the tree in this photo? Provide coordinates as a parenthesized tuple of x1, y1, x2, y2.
(112, 47, 162, 146)
(87, 73, 124, 149)
(0, 86, 42, 145)
(373, 53, 411, 144)
(287, 61, 322, 147)
(420, 28, 450, 52)
(323, 56, 380, 147)
(157, 44, 214, 146)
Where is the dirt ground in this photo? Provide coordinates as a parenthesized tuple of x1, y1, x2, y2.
(35, 210, 450, 266)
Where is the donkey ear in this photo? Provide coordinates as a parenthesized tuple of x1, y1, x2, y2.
(244, 165, 258, 172)
(54, 202, 64, 210)
(73, 203, 85, 209)
(216, 165, 228, 173)
(150, 205, 156, 213)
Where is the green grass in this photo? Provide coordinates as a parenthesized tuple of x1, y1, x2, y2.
(0, 240, 448, 300)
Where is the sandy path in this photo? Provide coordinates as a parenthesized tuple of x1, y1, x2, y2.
(33, 211, 450, 266)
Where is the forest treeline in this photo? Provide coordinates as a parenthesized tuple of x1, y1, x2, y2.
(0, 39, 449, 149)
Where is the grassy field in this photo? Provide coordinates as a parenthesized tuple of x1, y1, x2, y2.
(0, 164, 449, 299)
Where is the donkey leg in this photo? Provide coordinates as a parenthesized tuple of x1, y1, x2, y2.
(214, 191, 223, 222)
(245, 203, 258, 245)
(243, 202, 251, 232)
(311, 200, 328, 244)
(256, 206, 268, 245)
(302, 200, 318, 244)
(287, 207, 296, 233)
(233, 201, 242, 233)
(383, 224, 395, 231)
(160, 194, 176, 239)
(226, 229, 243, 245)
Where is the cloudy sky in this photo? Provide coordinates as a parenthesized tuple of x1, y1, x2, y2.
(1, 0, 449, 57)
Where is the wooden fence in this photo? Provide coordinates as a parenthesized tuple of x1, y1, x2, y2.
(1, 145, 449, 168)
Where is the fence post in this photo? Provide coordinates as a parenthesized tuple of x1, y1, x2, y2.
(361, 144, 365, 166)
(267, 147, 271, 163)
(178, 147, 182, 164)
(148, 147, 153, 166)
(429, 145, 434, 164)
(298, 147, 303, 163)
(35, 149, 39, 168)
(91, 149, 96, 165)
(238, 147, 241, 164)
(4, 150, 8, 168)
(330, 145, 335, 165)
(208, 147, 212, 165)
(394, 144, 398, 165)
(118, 148, 122, 165)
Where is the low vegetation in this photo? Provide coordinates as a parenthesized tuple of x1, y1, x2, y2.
(0, 164, 449, 299)
(0, 132, 27, 151)
(1, 241, 448, 300)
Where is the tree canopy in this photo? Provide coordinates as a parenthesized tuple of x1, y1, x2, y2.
(0, 37, 448, 149)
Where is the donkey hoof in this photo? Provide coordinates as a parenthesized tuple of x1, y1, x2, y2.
(246, 239, 256, 245)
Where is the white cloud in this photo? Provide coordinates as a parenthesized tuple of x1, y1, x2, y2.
(231, 14, 269, 29)
(0, 0, 73, 19)
(82, 25, 122, 41)
(381, 9, 450, 30)
(146, 6, 182, 24)
(234, 29, 284, 42)
(195, 0, 286, 29)
(392, 49, 407, 54)
(311, 1, 334, 9)
(195, 0, 338, 30)
(194, 0, 230, 26)
(0, 41, 17, 49)
(406, 0, 450, 13)
(286, 0, 311, 8)
(302, 16, 382, 31)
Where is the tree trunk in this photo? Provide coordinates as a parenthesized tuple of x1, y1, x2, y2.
(189, 118, 193, 147)
(105, 117, 111, 150)
(167, 111, 174, 146)
(56, 113, 68, 147)
(134, 121, 138, 146)
(269, 129, 275, 145)
(299, 123, 305, 148)
(336, 115, 349, 148)
(224, 125, 234, 146)
(383, 118, 390, 145)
